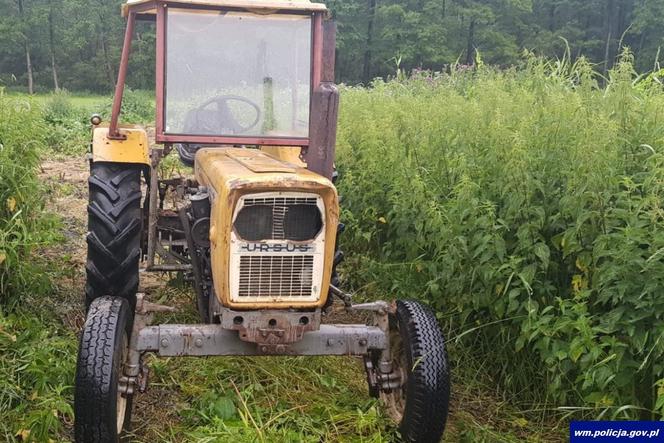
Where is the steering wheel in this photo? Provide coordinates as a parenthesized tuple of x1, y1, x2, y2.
(183, 95, 261, 136)
(176, 95, 262, 166)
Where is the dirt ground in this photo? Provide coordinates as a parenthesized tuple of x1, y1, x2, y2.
(39, 158, 89, 331)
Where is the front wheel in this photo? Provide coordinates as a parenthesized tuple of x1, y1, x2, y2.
(380, 300, 451, 443)
(75, 296, 134, 442)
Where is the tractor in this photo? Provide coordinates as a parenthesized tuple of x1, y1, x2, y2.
(73, 1, 450, 441)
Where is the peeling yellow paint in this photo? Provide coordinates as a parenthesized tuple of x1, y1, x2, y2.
(92, 125, 150, 165)
(195, 147, 339, 310)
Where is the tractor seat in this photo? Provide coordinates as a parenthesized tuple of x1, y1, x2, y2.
(175, 143, 202, 166)
(175, 98, 250, 166)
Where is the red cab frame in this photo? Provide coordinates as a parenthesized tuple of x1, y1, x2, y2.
(108, 0, 338, 178)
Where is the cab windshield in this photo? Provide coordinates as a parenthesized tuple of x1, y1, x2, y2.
(165, 10, 312, 139)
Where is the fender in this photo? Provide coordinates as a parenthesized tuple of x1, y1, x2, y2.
(91, 125, 150, 165)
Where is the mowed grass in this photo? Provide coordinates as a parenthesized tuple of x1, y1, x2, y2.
(115, 284, 563, 443)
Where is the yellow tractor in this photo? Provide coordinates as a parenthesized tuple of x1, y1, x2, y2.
(74, 1, 450, 441)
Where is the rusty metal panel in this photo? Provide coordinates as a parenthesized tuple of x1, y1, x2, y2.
(322, 20, 336, 83)
(194, 147, 338, 310)
(259, 146, 307, 167)
(312, 13, 323, 87)
(305, 83, 339, 180)
(304, 16, 338, 179)
(155, 4, 165, 137)
(218, 307, 321, 344)
(225, 149, 296, 173)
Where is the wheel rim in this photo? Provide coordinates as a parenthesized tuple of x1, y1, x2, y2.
(380, 327, 408, 423)
(116, 333, 129, 434)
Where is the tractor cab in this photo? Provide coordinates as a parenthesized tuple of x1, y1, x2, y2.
(103, 0, 338, 177)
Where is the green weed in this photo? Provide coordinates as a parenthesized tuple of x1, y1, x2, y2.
(0, 310, 76, 442)
(336, 51, 664, 419)
(0, 90, 72, 442)
(101, 89, 155, 124)
(42, 90, 102, 155)
(0, 92, 58, 300)
(132, 354, 394, 443)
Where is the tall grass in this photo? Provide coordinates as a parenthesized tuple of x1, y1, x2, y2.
(336, 51, 664, 419)
(0, 90, 56, 299)
(0, 90, 75, 441)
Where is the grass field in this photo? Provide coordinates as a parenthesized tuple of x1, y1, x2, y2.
(5, 53, 664, 441)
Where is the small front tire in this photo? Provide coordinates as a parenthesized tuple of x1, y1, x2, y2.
(75, 296, 134, 442)
(381, 300, 451, 443)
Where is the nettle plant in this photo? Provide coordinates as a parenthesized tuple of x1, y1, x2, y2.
(335, 52, 664, 418)
(0, 94, 55, 300)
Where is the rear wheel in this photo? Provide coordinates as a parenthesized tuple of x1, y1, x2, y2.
(85, 162, 142, 310)
(381, 300, 450, 442)
(75, 296, 134, 442)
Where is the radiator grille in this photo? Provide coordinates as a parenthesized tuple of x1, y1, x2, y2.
(238, 255, 314, 297)
(235, 197, 322, 241)
(244, 197, 318, 206)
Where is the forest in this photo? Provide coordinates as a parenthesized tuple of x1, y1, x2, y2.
(2, 0, 664, 91)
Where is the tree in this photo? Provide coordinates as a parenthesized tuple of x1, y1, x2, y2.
(16, 0, 34, 93)
(2, 0, 664, 90)
(630, 0, 664, 71)
(363, 0, 377, 82)
(47, 0, 59, 90)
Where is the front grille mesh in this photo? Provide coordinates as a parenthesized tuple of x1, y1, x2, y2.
(238, 197, 319, 240)
(238, 255, 314, 297)
(243, 197, 318, 206)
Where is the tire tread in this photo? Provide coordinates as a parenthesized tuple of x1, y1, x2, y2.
(74, 296, 132, 442)
(85, 163, 142, 310)
(397, 300, 451, 443)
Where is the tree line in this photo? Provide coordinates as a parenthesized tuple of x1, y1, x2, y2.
(1, 0, 664, 93)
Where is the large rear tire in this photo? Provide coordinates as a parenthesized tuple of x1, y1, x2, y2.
(74, 296, 134, 442)
(381, 300, 451, 443)
(85, 162, 142, 311)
